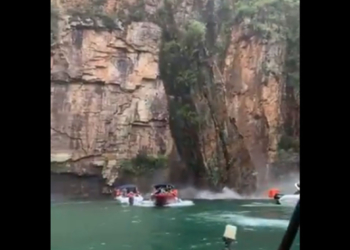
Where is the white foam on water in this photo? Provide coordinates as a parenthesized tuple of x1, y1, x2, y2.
(194, 212, 289, 229)
(181, 172, 300, 200)
(224, 214, 289, 228)
(166, 200, 195, 207)
(241, 202, 281, 207)
(241, 200, 298, 208)
(192, 187, 243, 200)
(133, 200, 154, 207)
(278, 194, 299, 207)
(133, 200, 195, 208)
(186, 187, 271, 200)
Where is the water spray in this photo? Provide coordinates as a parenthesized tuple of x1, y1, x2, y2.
(222, 225, 237, 250)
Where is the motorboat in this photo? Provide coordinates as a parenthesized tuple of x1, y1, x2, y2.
(150, 184, 180, 207)
(114, 184, 144, 205)
(268, 182, 300, 206)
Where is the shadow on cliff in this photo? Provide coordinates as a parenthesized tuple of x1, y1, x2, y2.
(51, 173, 107, 202)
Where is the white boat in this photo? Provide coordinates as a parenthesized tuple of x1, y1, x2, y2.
(269, 183, 300, 206)
(113, 184, 144, 205)
(115, 195, 144, 205)
(278, 183, 299, 206)
(278, 194, 299, 206)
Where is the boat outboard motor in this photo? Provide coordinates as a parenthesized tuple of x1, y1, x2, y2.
(268, 188, 282, 203)
(274, 193, 284, 204)
(128, 195, 134, 206)
(128, 192, 135, 206)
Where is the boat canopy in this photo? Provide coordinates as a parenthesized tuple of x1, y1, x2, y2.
(153, 184, 175, 190)
(116, 184, 138, 193)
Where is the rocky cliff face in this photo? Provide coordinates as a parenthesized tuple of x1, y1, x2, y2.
(223, 27, 286, 184)
(51, 0, 299, 193)
(51, 6, 173, 185)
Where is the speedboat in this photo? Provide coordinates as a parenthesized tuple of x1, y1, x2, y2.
(268, 183, 299, 206)
(150, 184, 180, 207)
(114, 184, 144, 205)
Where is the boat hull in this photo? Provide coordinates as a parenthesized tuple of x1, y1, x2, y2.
(277, 194, 299, 206)
(151, 194, 178, 207)
(115, 195, 144, 205)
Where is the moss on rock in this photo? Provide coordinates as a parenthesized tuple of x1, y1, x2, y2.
(119, 151, 168, 176)
(51, 162, 70, 174)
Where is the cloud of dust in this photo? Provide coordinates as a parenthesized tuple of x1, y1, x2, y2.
(177, 171, 299, 200)
(253, 171, 300, 198)
(178, 186, 242, 199)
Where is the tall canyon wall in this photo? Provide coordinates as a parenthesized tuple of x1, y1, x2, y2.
(51, 0, 300, 193)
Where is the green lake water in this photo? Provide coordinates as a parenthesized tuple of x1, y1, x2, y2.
(51, 199, 299, 250)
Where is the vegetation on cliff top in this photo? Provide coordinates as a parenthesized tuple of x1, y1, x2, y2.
(234, 0, 300, 92)
(278, 134, 299, 152)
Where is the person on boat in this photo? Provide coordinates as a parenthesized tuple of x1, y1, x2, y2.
(170, 188, 178, 198)
(154, 188, 163, 195)
(122, 188, 127, 197)
(135, 187, 140, 197)
(115, 189, 121, 197)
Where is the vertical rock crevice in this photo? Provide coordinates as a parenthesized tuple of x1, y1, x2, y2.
(157, 0, 256, 193)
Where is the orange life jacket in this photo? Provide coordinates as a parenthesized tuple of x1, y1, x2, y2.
(268, 188, 280, 198)
(172, 189, 178, 197)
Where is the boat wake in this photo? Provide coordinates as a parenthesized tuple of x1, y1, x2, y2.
(180, 173, 300, 200)
(193, 212, 289, 229)
(194, 187, 242, 200)
(133, 200, 195, 208)
(181, 187, 270, 200)
(241, 202, 283, 207)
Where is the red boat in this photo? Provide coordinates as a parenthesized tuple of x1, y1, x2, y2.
(150, 184, 179, 207)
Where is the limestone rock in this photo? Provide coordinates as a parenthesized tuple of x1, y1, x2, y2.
(51, 14, 172, 184)
(51, 0, 299, 190)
